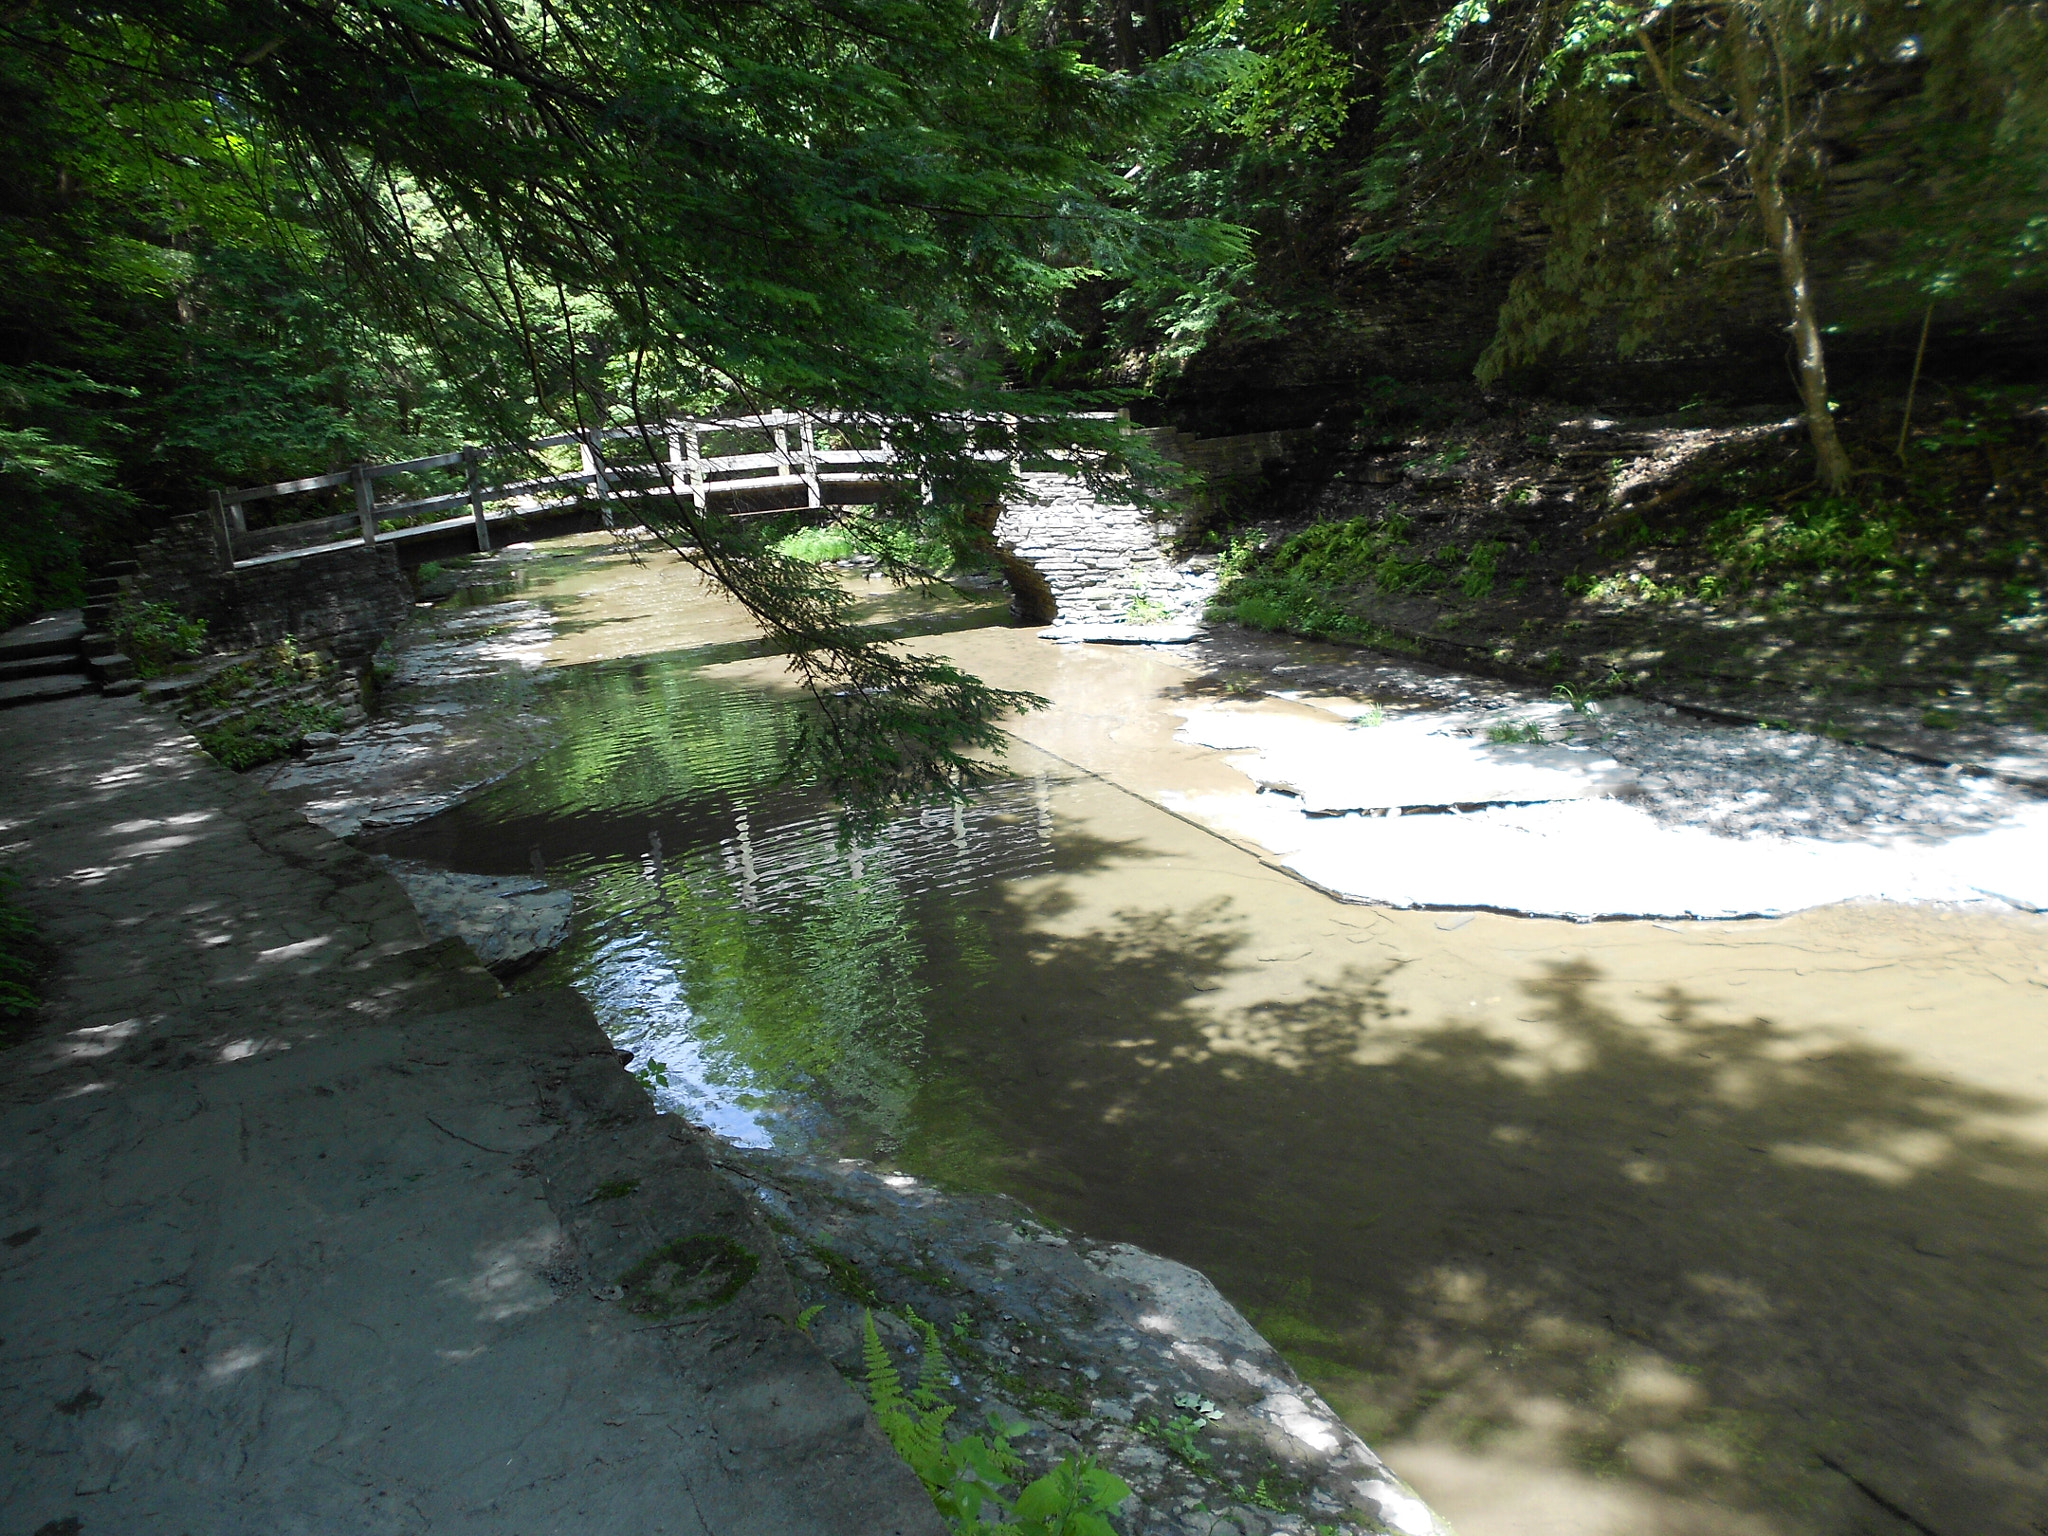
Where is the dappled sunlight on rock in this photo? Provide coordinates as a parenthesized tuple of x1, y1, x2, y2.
(442, 1226, 561, 1322)
(202, 1342, 272, 1383)
(59, 1017, 142, 1059)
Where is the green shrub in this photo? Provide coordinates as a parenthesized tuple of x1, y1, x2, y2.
(0, 548, 36, 631)
(112, 598, 207, 676)
(775, 521, 960, 572)
(776, 525, 860, 563)
(1126, 589, 1171, 623)
(197, 698, 346, 771)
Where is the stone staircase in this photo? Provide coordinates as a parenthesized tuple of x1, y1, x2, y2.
(0, 562, 141, 709)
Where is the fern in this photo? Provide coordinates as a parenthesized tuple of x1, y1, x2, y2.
(859, 1309, 1130, 1535)
(863, 1310, 956, 1490)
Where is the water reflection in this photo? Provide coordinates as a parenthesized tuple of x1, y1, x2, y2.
(371, 654, 1064, 1160)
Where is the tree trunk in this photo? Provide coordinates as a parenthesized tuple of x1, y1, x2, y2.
(1753, 158, 1852, 494)
(1724, 13, 1852, 494)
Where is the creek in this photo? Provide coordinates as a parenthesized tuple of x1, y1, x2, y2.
(361, 538, 2048, 1536)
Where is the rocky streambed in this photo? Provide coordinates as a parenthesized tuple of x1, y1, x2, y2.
(222, 545, 1449, 1535)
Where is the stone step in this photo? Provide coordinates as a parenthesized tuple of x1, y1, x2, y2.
(82, 603, 114, 632)
(0, 652, 89, 683)
(0, 610, 86, 663)
(98, 559, 139, 577)
(0, 673, 95, 709)
(84, 576, 128, 598)
(85, 651, 135, 682)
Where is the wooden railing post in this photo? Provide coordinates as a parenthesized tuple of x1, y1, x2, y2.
(353, 466, 376, 545)
(580, 431, 615, 529)
(685, 425, 706, 513)
(463, 447, 491, 553)
(772, 425, 793, 484)
(208, 490, 236, 571)
(799, 421, 821, 509)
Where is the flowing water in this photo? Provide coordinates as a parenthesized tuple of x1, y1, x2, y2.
(371, 540, 2048, 1536)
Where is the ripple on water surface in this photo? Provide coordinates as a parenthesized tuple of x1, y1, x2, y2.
(368, 649, 1070, 1155)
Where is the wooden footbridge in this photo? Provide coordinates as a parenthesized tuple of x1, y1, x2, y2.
(209, 412, 1112, 572)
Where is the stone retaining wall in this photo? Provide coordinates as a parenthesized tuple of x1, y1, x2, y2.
(133, 514, 414, 659)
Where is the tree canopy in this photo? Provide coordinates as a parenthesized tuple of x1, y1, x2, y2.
(6, 0, 2046, 803)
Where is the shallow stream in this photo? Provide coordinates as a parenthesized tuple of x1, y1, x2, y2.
(369, 541, 2048, 1536)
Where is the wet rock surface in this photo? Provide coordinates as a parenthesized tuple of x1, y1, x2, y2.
(1172, 626, 2048, 918)
(375, 856, 575, 972)
(718, 1150, 1445, 1536)
(252, 595, 558, 837)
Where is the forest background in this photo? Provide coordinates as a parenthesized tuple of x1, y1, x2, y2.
(5, 0, 2047, 783)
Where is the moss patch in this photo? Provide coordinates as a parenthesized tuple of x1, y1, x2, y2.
(617, 1234, 759, 1318)
(808, 1242, 883, 1306)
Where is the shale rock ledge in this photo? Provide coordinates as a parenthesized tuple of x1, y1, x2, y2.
(718, 1147, 1448, 1536)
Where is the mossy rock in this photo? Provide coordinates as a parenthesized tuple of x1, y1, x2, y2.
(617, 1234, 759, 1318)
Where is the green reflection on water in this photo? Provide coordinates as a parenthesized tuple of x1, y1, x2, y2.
(381, 640, 1045, 1188)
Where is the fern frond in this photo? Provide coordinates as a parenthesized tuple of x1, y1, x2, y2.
(904, 1306, 949, 1408)
(862, 1310, 905, 1414)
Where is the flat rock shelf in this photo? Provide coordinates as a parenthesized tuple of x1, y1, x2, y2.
(720, 1150, 1447, 1536)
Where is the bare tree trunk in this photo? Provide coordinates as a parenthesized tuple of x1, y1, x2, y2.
(1639, 7, 1853, 495)
(1751, 159, 1852, 493)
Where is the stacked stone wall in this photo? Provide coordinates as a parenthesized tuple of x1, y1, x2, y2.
(991, 427, 1303, 629)
(133, 516, 413, 660)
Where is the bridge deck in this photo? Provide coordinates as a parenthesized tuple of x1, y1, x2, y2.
(231, 475, 891, 570)
(208, 411, 1118, 574)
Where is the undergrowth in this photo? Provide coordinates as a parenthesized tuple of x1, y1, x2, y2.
(862, 1309, 1131, 1535)
(1211, 514, 1449, 647)
(198, 699, 347, 770)
(192, 636, 348, 770)
(1701, 497, 1910, 592)
(776, 525, 861, 563)
(776, 520, 959, 573)
(112, 597, 207, 677)
(1210, 574, 1423, 651)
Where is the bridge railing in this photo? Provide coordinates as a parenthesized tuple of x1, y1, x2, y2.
(206, 410, 1121, 572)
